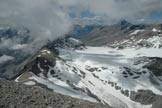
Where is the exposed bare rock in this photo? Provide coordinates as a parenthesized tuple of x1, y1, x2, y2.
(130, 90, 162, 108)
(0, 79, 111, 108)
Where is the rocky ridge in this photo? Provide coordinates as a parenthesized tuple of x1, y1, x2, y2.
(0, 79, 110, 108)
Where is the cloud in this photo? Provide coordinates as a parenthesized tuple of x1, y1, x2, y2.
(0, 0, 72, 52)
(87, 0, 162, 20)
(57, 0, 162, 24)
(0, 0, 161, 52)
(0, 55, 14, 64)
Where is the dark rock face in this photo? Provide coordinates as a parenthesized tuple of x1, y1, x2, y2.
(130, 90, 162, 108)
(31, 56, 55, 77)
(152, 96, 162, 108)
(117, 20, 132, 30)
(22, 48, 57, 77)
(143, 57, 162, 77)
(130, 90, 157, 105)
(0, 79, 111, 108)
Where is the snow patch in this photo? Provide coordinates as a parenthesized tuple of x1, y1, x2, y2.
(24, 81, 36, 85)
(152, 28, 161, 32)
(146, 36, 162, 48)
(41, 49, 51, 54)
(130, 30, 144, 35)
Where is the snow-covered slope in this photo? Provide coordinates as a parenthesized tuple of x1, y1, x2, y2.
(110, 36, 162, 49)
(15, 47, 162, 108)
(11, 20, 162, 108)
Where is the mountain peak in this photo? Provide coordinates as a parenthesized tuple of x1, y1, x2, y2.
(120, 20, 131, 25)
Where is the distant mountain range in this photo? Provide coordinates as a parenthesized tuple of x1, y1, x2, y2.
(71, 20, 162, 47)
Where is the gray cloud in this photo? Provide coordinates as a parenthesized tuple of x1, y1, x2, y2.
(88, 0, 162, 19)
(0, 0, 72, 52)
(0, 0, 161, 52)
(58, 0, 162, 24)
(0, 55, 14, 64)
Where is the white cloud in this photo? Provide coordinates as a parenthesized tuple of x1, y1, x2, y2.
(0, 55, 14, 64)
(0, 0, 72, 51)
(11, 44, 28, 50)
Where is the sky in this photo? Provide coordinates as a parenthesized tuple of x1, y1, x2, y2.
(0, 0, 162, 51)
(61, 0, 162, 24)
(150, 10, 162, 22)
